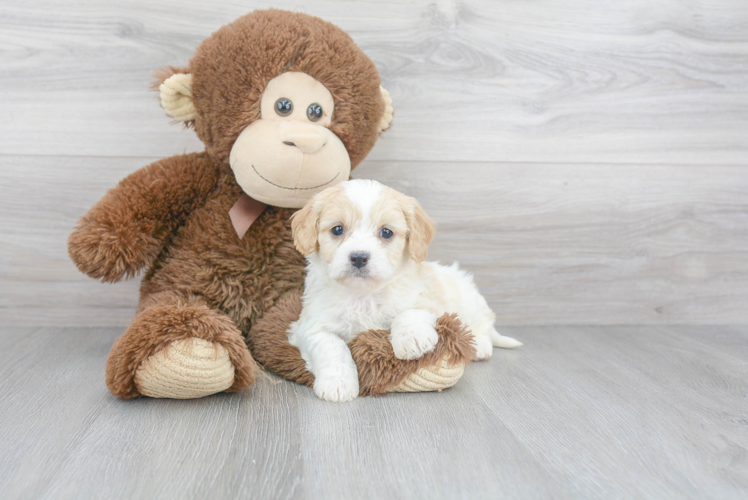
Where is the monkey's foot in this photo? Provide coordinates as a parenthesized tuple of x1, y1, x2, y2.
(134, 338, 236, 399)
(351, 313, 476, 396)
(392, 356, 466, 393)
(106, 298, 255, 399)
(248, 291, 477, 396)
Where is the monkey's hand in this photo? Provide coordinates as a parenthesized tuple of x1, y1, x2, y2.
(68, 153, 220, 282)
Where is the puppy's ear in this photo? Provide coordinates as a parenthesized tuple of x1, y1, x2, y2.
(291, 198, 321, 255)
(405, 198, 437, 263)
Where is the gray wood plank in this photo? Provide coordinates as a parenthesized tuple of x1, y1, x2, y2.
(0, 327, 305, 499)
(1, 0, 747, 164)
(357, 160, 748, 326)
(472, 325, 748, 498)
(0, 325, 746, 499)
(3, 155, 747, 326)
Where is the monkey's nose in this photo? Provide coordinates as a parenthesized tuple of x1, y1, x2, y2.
(350, 252, 370, 269)
(278, 121, 327, 154)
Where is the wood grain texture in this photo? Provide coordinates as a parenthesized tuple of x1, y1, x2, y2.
(2, 155, 747, 326)
(0, 326, 746, 499)
(3, 2, 748, 498)
(357, 160, 748, 326)
(1, 0, 747, 163)
(2, 0, 747, 326)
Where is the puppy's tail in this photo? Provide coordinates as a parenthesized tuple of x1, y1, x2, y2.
(489, 327, 523, 349)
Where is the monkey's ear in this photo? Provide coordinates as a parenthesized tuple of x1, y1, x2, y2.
(378, 86, 394, 132)
(158, 73, 197, 122)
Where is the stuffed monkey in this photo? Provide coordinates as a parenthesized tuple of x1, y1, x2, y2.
(68, 9, 475, 399)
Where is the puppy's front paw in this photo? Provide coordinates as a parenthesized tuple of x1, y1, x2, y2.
(474, 334, 493, 361)
(391, 323, 439, 360)
(313, 369, 359, 402)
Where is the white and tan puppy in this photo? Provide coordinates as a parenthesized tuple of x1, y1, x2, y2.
(289, 179, 521, 402)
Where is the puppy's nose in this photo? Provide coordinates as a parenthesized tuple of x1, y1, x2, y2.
(349, 252, 370, 269)
(278, 121, 327, 154)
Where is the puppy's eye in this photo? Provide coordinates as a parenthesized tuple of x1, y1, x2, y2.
(380, 228, 393, 239)
(274, 98, 293, 117)
(331, 226, 344, 236)
(307, 103, 323, 122)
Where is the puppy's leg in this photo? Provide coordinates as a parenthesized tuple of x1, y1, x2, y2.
(390, 309, 439, 360)
(294, 331, 359, 402)
(488, 326, 523, 349)
(474, 334, 494, 360)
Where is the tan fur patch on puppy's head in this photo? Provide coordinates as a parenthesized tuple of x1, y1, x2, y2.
(293, 178, 436, 297)
(404, 199, 437, 262)
(315, 195, 362, 264)
(376, 188, 436, 263)
(292, 181, 437, 267)
(367, 187, 412, 266)
(291, 185, 357, 257)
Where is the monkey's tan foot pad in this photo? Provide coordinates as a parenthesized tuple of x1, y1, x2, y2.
(134, 338, 235, 399)
(350, 312, 477, 396)
(392, 357, 467, 392)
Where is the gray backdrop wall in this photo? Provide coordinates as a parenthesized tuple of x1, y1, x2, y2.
(1, 0, 747, 327)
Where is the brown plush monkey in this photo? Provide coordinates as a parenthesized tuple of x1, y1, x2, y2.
(68, 9, 474, 399)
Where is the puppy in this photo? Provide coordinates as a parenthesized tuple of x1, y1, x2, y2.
(289, 179, 521, 402)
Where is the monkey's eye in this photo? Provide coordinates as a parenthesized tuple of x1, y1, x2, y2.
(380, 228, 393, 239)
(331, 225, 344, 236)
(275, 98, 293, 117)
(307, 103, 323, 122)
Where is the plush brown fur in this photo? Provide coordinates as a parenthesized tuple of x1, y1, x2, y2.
(351, 313, 476, 397)
(69, 9, 473, 399)
(160, 9, 385, 168)
(246, 291, 315, 387)
(68, 153, 222, 283)
(249, 291, 476, 396)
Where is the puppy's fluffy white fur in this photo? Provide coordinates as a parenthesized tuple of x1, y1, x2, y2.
(289, 180, 521, 402)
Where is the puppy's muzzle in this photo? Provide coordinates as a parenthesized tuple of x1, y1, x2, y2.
(349, 252, 370, 269)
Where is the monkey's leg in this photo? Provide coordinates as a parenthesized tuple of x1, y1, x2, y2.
(350, 313, 477, 396)
(246, 290, 315, 387)
(106, 291, 255, 399)
(248, 290, 476, 396)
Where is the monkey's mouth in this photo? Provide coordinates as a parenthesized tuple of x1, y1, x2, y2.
(252, 165, 339, 191)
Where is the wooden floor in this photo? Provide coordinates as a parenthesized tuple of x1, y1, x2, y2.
(1, 325, 746, 499)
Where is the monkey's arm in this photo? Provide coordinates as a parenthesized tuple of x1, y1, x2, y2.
(68, 153, 221, 282)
